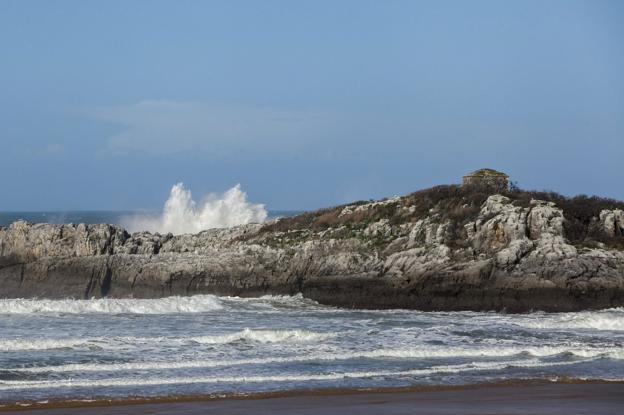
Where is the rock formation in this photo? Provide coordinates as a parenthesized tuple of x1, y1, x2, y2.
(1, 186, 624, 312)
(600, 209, 624, 237)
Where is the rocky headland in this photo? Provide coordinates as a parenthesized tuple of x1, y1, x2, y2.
(1, 180, 624, 312)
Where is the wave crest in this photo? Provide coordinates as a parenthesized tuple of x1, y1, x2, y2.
(0, 359, 599, 391)
(0, 295, 224, 315)
(517, 308, 624, 331)
(191, 328, 332, 345)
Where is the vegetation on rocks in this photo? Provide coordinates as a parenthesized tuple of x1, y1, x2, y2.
(260, 185, 624, 251)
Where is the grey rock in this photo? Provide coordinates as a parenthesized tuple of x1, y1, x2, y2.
(600, 209, 624, 237)
(1, 193, 624, 312)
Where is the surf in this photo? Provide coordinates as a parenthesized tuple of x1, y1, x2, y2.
(121, 183, 267, 234)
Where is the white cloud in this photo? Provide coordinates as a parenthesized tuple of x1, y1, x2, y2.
(93, 100, 333, 156)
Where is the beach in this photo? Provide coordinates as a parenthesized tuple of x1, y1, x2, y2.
(2, 381, 623, 415)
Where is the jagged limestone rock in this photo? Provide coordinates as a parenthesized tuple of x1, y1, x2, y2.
(1, 191, 623, 312)
(472, 195, 528, 254)
(600, 209, 624, 237)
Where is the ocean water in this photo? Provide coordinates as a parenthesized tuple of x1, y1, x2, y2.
(0, 211, 135, 227)
(0, 211, 301, 228)
(0, 294, 623, 403)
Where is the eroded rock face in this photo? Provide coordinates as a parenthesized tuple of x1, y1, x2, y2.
(0, 221, 128, 262)
(1, 193, 623, 312)
(471, 195, 528, 253)
(468, 196, 578, 262)
(407, 218, 450, 246)
(600, 209, 624, 237)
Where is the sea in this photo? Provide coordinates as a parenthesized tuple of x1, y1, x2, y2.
(0, 212, 623, 404)
(0, 295, 623, 404)
(0, 210, 301, 228)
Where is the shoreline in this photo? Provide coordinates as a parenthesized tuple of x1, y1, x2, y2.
(2, 378, 623, 413)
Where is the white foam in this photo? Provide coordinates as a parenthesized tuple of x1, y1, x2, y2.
(190, 328, 332, 345)
(0, 328, 331, 352)
(9, 344, 620, 373)
(1, 358, 579, 391)
(0, 295, 223, 315)
(122, 183, 267, 234)
(0, 336, 160, 352)
(515, 308, 624, 331)
(0, 338, 101, 352)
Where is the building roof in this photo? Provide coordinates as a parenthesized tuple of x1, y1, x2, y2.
(463, 168, 508, 178)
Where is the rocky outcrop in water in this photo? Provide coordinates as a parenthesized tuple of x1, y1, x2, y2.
(1, 187, 624, 312)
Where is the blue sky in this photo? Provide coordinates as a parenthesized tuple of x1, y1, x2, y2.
(1, 0, 623, 211)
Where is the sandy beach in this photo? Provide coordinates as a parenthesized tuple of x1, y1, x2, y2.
(2, 381, 623, 415)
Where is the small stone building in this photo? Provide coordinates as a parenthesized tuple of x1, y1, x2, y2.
(462, 168, 509, 191)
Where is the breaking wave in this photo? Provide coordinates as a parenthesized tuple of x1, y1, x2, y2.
(0, 338, 105, 352)
(122, 183, 267, 234)
(190, 328, 332, 344)
(9, 344, 623, 373)
(0, 328, 330, 352)
(0, 295, 224, 315)
(2, 294, 624, 401)
(515, 308, 624, 331)
(0, 359, 597, 391)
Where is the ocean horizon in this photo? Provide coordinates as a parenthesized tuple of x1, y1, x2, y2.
(0, 210, 303, 229)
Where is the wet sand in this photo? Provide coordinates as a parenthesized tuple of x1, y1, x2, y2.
(2, 381, 623, 415)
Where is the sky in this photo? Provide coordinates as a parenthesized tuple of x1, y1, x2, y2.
(1, 0, 623, 211)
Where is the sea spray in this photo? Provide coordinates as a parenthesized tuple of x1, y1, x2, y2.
(122, 183, 267, 234)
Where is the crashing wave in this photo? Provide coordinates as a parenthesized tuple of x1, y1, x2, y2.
(515, 308, 624, 331)
(122, 183, 267, 234)
(0, 358, 598, 391)
(190, 328, 332, 345)
(0, 295, 224, 315)
(0, 338, 104, 352)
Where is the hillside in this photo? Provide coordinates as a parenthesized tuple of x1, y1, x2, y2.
(258, 185, 624, 251)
